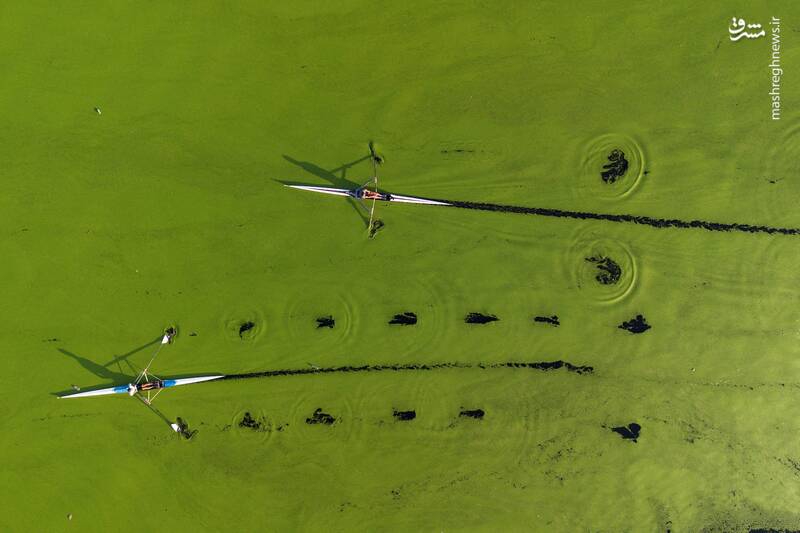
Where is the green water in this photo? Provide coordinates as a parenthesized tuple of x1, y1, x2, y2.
(2, 1, 800, 531)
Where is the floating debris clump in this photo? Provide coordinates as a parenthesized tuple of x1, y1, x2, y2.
(459, 408, 485, 420)
(306, 408, 336, 425)
(585, 255, 622, 285)
(238, 321, 256, 339)
(316, 315, 335, 329)
(534, 315, 560, 326)
(601, 148, 629, 184)
(389, 312, 417, 325)
(619, 314, 651, 334)
(465, 312, 498, 324)
(393, 410, 416, 421)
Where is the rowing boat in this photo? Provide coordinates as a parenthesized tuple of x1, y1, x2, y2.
(59, 375, 225, 399)
(285, 185, 451, 206)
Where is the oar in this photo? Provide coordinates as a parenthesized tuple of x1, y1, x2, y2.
(367, 142, 381, 238)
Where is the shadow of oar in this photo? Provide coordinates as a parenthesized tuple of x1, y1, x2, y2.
(58, 348, 131, 384)
(101, 336, 162, 369)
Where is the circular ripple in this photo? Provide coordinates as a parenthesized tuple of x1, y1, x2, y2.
(221, 308, 266, 344)
(383, 275, 455, 359)
(286, 388, 358, 444)
(565, 230, 638, 304)
(281, 288, 358, 354)
(575, 133, 645, 201)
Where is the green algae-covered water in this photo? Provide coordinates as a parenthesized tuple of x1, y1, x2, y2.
(3, 2, 800, 531)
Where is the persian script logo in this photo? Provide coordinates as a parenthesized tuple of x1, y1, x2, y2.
(729, 17, 766, 40)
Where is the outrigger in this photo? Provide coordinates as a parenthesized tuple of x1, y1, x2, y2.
(286, 142, 450, 238)
(59, 328, 223, 404)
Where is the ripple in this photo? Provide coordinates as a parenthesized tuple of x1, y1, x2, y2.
(383, 275, 454, 358)
(285, 386, 359, 445)
(565, 229, 638, 304)
(281, 288, 358, 354)
(221, 308, 265, 343)
(575, 133, 646, 201)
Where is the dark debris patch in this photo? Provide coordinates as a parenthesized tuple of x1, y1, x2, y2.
(585, 255, 622, 285)
(619, 314, 651, 334)
(389, 312, 417, 326)
(611, 422, 641, 442)
(316, 315, 335, 329)
(465, 312, 498, 324)
(393, 409, 416, 421)
(601, 148, 629, 184)
(306, 408, 336, 425)
(459, 409, 485, 420)
(238, 412, 262, 431)
(534, 316, 560, 326)
(238, 321, 255, 339)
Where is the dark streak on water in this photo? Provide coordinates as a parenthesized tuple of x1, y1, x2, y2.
(238, 321, 255, 338)
(465, 312, 499, 324)
(393, 409, 416, 421)
(432, 199, 800, 236)
(221, 360, 594, 381)
(459, 408, 485, 419)
(534, 316, 560, 326)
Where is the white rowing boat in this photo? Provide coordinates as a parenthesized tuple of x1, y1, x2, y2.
(60, 375, 224, 399)
(285, 185, 451, 206)
(60, 328, 223, 404)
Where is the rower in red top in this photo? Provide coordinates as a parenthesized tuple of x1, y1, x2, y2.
(354, 187, 387, 201)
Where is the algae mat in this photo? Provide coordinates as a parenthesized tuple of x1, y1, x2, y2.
(2, 1, 800, 531)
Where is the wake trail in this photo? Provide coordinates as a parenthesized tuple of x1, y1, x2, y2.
(221, 360, 593, 381)
(432, 199, 800, 236)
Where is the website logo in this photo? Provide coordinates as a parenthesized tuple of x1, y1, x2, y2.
(729, 17, 766, 41)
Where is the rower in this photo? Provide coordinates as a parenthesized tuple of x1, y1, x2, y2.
(350, 187, 385, 201)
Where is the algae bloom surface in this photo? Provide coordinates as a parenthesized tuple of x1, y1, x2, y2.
(2, 2, 800, 531)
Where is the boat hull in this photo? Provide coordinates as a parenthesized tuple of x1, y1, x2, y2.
(286, 184, 450, 206)
(59, 375, 225, 399)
